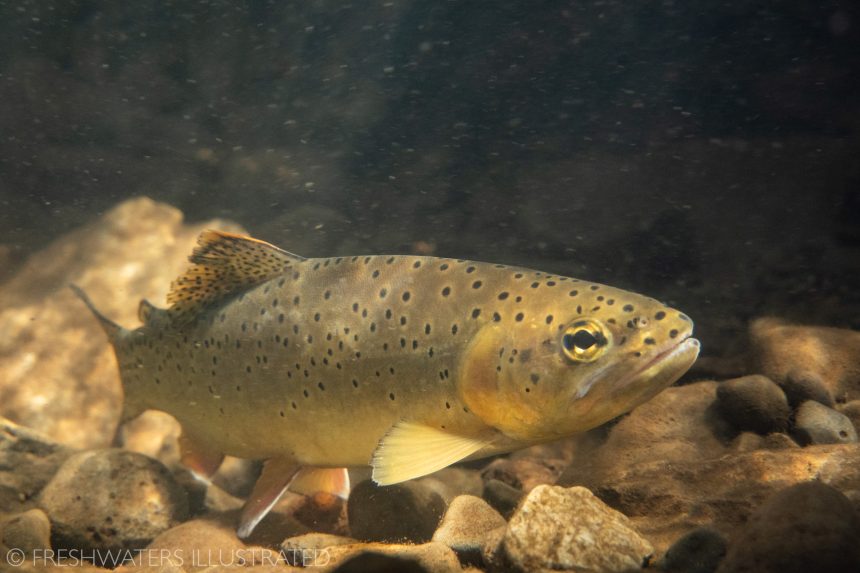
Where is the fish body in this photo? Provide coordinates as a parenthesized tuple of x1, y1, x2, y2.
(74, 231, 700, 537)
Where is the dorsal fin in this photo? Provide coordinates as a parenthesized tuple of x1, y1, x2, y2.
(167, 230, 304, 324)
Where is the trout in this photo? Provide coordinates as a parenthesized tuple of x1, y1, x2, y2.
(73, 230, 700, 537)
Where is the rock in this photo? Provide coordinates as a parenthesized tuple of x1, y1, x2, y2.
(502, 485, 653, 573)
(415, 467, 484, 503)
(431, 495, 506, 566)
(482, 478, 524, 518)
(564, 443, 860, 555)
(0, 197, 245, 448)
(838, 400, 860, 432)
(780, 369, 834, 408)
(716, 482, 860, 573)
(481, 456, 565, 493)
(38, 449, 189, 554)
(0, 416, 74, 514)
(143, 517, 248, 573)
(327, 552, 430, 573)
(322, 542, 460, 573)
(793, 400, 858, 445)
(731, 431, 800, 453)
(559, 382, 730, 487)
(347, 479, 446, 543)
(715, 375, 790, 435)
(119, 410, 182, 467)
(281, 533, 356, 566)
(660, 527, 727, 573)
(1, 508, 52, 554)
(292, 492, 348, 534)
(751, 317, 860, 404)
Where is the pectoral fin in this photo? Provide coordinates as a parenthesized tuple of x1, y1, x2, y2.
(237, 457, 300, 539)
(289, 467, 350, 499)
(371, 422, 494, 486)
(178, 431, 224, 481)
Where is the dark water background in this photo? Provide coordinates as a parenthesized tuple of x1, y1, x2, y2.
(1, 0, 858, 361)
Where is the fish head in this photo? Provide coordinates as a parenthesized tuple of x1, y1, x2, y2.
(458, 285, 700, 442)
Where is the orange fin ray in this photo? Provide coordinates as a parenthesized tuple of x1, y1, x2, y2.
(178, 431, 225, 481)
(167, 230, 304, 324)
(289, 467, 350, 499)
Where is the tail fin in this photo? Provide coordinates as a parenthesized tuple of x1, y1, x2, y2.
(69, 284, 123, 342)
(70, 284, 145, 423)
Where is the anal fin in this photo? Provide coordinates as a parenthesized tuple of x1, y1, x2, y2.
(237, 457, 300, 539)
(371, 422, 495, 486)
(289, 467, 350, 499)
(178, 431, 224, 481)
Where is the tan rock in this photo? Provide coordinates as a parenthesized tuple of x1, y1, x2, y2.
(138, 518, 247, 573)
(347, 479, 446, 543)
(560, 381, 730, 486)
(502, 485, 653, 573)
(319, 541, 461, 573)
(751, 317, 860, 403)
(716, 482, 860, 573)
(0, 197, 244, 448)
(481, 456, 566, 493)
(280, 533, 356, 566)
(571, 443, 860, 556)
(0, 508, 51, 556)
(431, 495, 506, 565)
(38, 449, 189, 553)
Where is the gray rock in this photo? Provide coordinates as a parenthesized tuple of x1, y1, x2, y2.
(347, 479, 446, 543)
(780, 369, 834, 408)
(1, 508, 52, 554)
(0, 417, 73, 515)
(837, 400, 860, 434)
(483, 478, 524, 518)
(431, 495, 506, 566)
(503, 485, 653, 573)
(38, 449, 189, 554)
(715, 375, 790, 435)
(716, 482, 860, 573)
(660, 527, 727, 573)
(794, 400, 858, 445)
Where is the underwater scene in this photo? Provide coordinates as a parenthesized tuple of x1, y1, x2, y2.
(1, 1, 859, 572)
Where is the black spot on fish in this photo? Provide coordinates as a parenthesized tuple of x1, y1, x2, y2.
(466, 266, 476, 273)
(440, 263, 449, 270)
(498, 291, 509, 300)
(472, 308, 481, 319)
(413, 260, 421, 268)
(569, 290, 579, 297)
(472, 280, 483, 289)
(372, 270, 380, 278)
(379, 288, 387, 298)
(442, 286, 451, 297)
(644, 337, 656, 345)
(324, 290, 331, 300)
(669, 329, 679, 338)
(531, 282, 539, 288)
(530, 373, 540, 384)
(546, 315, 554, 324)
(655, 311, 666, 320)
(493, 312, 501, 322)
(402, 291, 411, 302)
(452, 324, 459, 335)
(591, 285, 599, 291)
(623, 304, 635, 312)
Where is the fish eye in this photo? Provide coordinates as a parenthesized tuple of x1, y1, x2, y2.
(561, 320, 608, 363)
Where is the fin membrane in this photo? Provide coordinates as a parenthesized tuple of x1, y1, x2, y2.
(167, 230, 305, 324)
(371, 422, 494, 486)
(289, 467, 350, 499)
(237, 457, 300, 539)
(178, 431, 225, 481)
